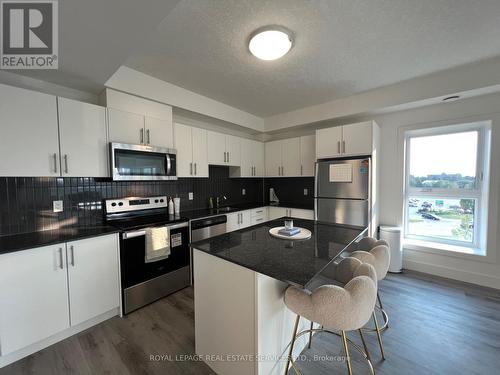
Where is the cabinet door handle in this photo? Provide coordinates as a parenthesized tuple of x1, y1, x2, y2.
(301, 165, 303, 175)
(64, 154, 69, 174)
(337, 141, 341, 154)
(194, 163, 197, 175)
(190, 162, 193, 175)
(224, 152, 226, 162)
(281, 166, 284, 176)
(227, 152, 230, 163)
(58, 248, 64, 269)
(140, 128, 144, 144)
(53, 153, 58, 173)
(342, 140, 345, 153)
(70, 245, 75, 266)
(147, 129, 151, 144)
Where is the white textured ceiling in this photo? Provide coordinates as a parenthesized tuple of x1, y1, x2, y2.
(12, 0, 182, 93)
(125, 0, 500, 117)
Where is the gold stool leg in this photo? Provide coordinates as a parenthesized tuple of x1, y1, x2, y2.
(372, 311, 386, 360)
(358, 329, 372, 363)
(377, 292, 389, 331)
(307, 321, 314, 349)
(341, 330, 353, 375)
(285, 315, 301, 375)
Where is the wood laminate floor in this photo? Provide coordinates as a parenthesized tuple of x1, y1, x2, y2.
(2, 271, 500, 375)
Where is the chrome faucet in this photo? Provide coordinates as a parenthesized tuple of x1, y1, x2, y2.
(216, 195, 227, 208)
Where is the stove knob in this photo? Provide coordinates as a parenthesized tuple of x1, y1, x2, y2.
(118, 202, 124, 206)
(160, 199, 164, 203)
(111, 202, 117, 207)
(155, 199, 159, 203)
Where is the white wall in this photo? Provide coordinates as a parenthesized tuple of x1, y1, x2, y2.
(372, 93, 500, 289)
(0, 71, 98, 104)
(105, 66, 264, 132)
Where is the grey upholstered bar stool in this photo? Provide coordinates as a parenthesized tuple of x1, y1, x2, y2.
(350, 238, 390, 359)
(283, 260, 378, 375)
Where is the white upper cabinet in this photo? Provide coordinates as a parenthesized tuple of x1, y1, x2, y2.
(174, 123, 193, 177)
(192, 127, 209, 177)
(67, 235, 119, 326)
(104, 89, 173, 148)
(207, 131, 241, 166)
(254, 141, 265, 177)
(108, 108, 145, 145)
(233, 138, 264, 178)
(316, 126, 343, 159)
(265, 138, 302, 177)
(174, 123, 208, 178)
(0, 84, 59, 177)
(265, 140, 282, 177)
(226, 135, 241, 166)
(108, 108, 173, 148)
(145, 115, 174, 149)
(341, 121, 373, 156)
(0, 244, 70, 355)
(316, 121, 376, 159)
(58, 98, 108, 177)
(300, 135, 316, 177)
(281, 137, 301, 177)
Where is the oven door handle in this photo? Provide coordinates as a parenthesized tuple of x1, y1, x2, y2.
(122, 222, 189, 239)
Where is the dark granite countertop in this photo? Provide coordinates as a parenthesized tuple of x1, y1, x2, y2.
(191, 218, 367, 288)
(182, 202, 313, 221)
(0, 225, 120, 255)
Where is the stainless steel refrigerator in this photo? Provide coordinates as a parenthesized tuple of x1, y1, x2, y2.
(315, 157, 370, 227)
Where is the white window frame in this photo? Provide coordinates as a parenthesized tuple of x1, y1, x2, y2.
(403, 121, 491, 253)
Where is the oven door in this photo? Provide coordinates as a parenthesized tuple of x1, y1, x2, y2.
(120, 222, 190, 314)
(110, 142, 177, 181)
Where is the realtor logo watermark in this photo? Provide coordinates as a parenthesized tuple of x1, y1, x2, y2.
(1, 0, 58, 69)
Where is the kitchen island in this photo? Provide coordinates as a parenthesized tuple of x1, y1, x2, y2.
(191, 218, 367, 375)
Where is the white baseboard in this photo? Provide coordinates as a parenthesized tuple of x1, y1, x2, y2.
(403, 259, 500, 289)
(0, 308, 119, 368)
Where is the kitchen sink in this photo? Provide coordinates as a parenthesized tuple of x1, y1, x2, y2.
(216, 207, 233, 212)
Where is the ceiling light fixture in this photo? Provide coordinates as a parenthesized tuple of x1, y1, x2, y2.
(248, 26, 293, 61)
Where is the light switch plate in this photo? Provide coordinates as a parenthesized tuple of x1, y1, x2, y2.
(188, 192, 194, 200)
(304, 189, 308, 196)
(242, 189, 246, 196)
(53, 200, 63, 213)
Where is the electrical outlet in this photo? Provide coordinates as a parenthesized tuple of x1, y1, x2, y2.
(53, 200, 63, 213)
(242, 188, 246, 196)
(188, 192, 194, 200)
(304, 189, 308, 196)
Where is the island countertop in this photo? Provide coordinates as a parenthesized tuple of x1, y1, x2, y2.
(190, 218, 367, 288)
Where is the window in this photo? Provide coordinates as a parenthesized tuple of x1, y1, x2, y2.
(404, 122, 491, 254)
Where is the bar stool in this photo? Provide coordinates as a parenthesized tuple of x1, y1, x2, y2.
(350, 239, 390, 359)
(353, 237, 390, 331)
(284, 260, 378, 375)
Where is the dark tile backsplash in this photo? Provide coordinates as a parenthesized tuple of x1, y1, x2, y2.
(0, 166, 314, 236)
(264, 177, 315, 208)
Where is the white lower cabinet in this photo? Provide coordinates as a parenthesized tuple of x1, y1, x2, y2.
(250, 207, 268, 225)
(268, 206, 314, 220)
(0, 244, 70, 356)
(226, 212, 241, 232)
(226, 209, 263, 232)
(67, 235, 120, 326)
(0, 234, 119, 358)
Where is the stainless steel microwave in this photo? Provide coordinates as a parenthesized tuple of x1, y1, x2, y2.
(110, 143, 177, 181)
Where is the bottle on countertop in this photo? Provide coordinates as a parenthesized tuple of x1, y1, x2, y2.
(174, 197, 180, 214)
(168, 197, 174, 215)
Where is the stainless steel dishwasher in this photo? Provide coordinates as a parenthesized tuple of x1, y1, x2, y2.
(190, 215, 227, 242)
